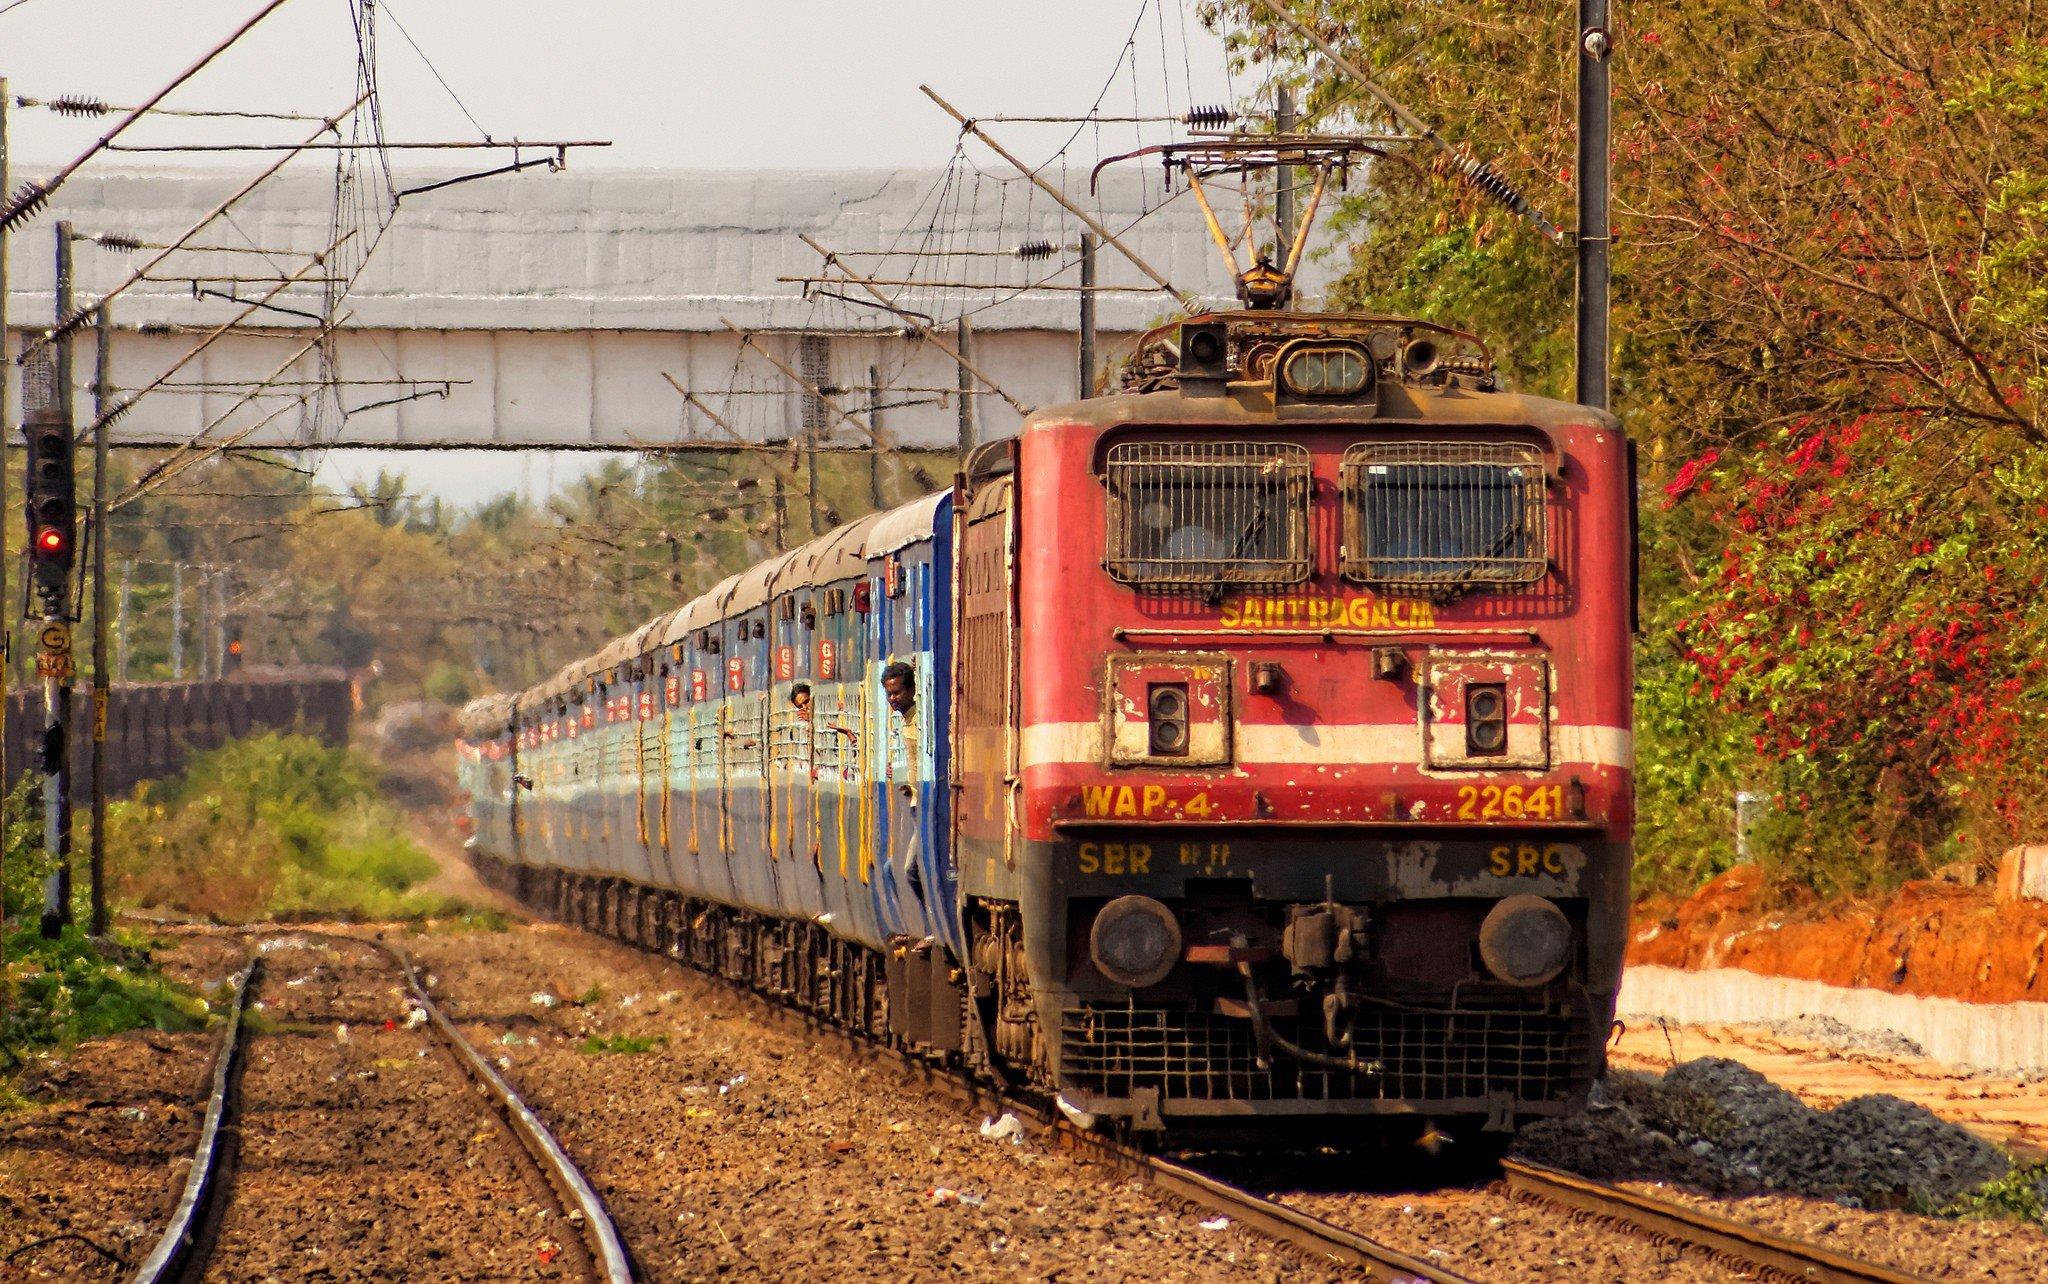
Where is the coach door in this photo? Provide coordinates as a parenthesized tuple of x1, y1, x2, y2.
(952, 475, 1018, 887)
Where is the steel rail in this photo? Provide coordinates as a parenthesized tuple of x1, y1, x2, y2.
(338, 931, 638, 1284)
(786, 1014, 1470, 1282)
(128, 956, 258, 1284)
(563, 917, 1471, 1284)
(1500, 1159, 1935, 1284)
(127, 923, 636, 1283)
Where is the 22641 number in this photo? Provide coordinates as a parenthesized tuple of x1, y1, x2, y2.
(1456, 783, 1564, 821)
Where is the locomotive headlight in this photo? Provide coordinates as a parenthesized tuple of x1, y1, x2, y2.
(1147, 683, 1189, 757)
(1089, 895, 1183, 988)
(1280, 342, 1371, 398)
(1477, 895, 1572, 987)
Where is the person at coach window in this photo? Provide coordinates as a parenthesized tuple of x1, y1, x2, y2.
(791, 682, 812, 717)
(881, 660, 925, 904)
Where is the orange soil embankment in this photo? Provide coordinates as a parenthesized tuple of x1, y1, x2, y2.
(1630, 865, 2048, 1006)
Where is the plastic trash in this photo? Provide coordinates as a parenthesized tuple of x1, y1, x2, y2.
(718, 1073, 748, 1094)
(979, 1112, 1025, 1144)
(335, 1023, 350, 1043)
(1055, 1093, 1098, 1131)
(403, 1007, 428, 1030)
(530, 992, 559, 1008)
(1199, 1215, 1230, 1231)
(927, 1186, 962, 1206)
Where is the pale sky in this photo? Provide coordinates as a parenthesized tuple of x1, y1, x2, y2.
(5, 3, 1242, 504)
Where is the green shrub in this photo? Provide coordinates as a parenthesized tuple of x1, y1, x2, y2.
(1, 926, 208, 1072)
(107, 732, 449, 922)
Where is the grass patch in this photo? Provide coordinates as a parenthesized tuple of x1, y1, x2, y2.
(1936, 1163, 2048, 1223)
(4, 787, 211, 1074)
(573, 983, 605, 1006)
(1, 925, 209, 1074)
(106, 732, 457, 922)
(576, 1034, 665, 1056)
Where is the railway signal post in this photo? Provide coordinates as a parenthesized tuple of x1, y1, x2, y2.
(32, 222, 79, 939)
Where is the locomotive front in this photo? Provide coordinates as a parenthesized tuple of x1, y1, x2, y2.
(957, 313, 1633, 1136)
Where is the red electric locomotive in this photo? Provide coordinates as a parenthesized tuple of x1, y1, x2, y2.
(952, 307, 1632, 1138)
(461, 141, 1633, 1144)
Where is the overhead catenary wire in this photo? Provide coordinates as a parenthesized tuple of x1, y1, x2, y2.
(920, 84, 1196, 311)
(115, 312, 354, 504)
(0, 0, 297, 232)
(720, 320, 941, 491)
(89, 231, 355, 436)
(18, 93, 368, 362)
(795, 235, 1031, 415)
(104, 137, 610, 153)
(1246, 0, 1566, 246)
(13, 94, 327, 122)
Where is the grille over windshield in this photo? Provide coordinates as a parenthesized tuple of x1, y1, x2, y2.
(1341, 441, 1547, 594)
(1104, 440, 1311, 590)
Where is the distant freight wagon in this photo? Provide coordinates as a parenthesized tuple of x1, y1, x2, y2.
(460, 307, 1634, 1144)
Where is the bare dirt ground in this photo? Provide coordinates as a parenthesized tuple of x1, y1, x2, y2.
(1632, 863, 2048, 1006)
(12, 908, 2048, 1282)
(202, 934, 581, 1282)
(405, 922, 1340, 1283)
(0, 932, 244, 1280)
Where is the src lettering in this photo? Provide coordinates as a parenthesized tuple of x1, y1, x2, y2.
(1077, 842, 1153, 876)
(1489, 843, 1569, 877)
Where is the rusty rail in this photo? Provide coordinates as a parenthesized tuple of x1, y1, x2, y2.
(627, 947, 1471, 1283)
(128, 956, 258, 1284)
(1500, 1159, 1935, 1284)
(130, 925, 636, 1283)
(367, 933, 637, 1284)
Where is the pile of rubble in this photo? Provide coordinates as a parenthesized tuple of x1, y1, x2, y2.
(1517, 1057, 2016, 1208)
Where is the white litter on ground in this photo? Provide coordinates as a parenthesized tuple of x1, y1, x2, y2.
(979, 1112, 1026, 1145)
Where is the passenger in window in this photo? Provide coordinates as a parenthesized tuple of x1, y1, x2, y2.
(882, 660, 926, 906)
(791, 682, 813, 716)
(881, 661, 915, 718)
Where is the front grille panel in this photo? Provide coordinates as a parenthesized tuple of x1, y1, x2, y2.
(1059, 1001, 1589, 1105)
(1341, 441, 1548, 592)
(1104, 440, 1312, 590)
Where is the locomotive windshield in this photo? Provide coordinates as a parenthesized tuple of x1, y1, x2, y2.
(1102, 440, 1311, 589)
(1341, 441, 1547, 592)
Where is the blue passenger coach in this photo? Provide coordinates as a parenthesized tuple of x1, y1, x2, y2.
(462, 490, 958, 967)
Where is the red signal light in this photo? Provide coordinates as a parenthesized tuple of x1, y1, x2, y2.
(227, 640, 244, 656)
(34, 527, 66, 555)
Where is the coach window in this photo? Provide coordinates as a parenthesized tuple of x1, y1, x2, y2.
(1103, 440, 1311, 589)
(1340, 441, 1547, 592)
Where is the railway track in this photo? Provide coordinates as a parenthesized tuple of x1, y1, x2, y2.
(1498, 1159, 1934, 1284)
(128, 929, 634, 1284)
(538, 907, 1943, 1284)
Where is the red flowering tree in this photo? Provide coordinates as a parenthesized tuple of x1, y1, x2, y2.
(1212, 1, 2048, 888)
